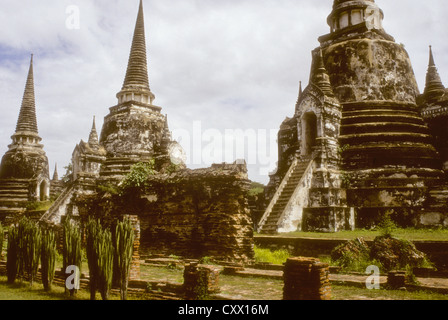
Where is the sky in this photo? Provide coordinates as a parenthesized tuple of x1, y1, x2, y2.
(0, 0, 447, 185)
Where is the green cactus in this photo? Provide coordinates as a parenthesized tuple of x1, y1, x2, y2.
(16, 218, 28, 280)
(41, 229, 57, 291)
(114, 217, 135, 300)
(6, 226, 19, 284)
(0, 222, 4, 258)
(63, 217, 82, 297)
(85, 218, 101, 300)
(23, 221, 42, 287)
(97, 228, 114, 300)
(85, 218, 114, 300)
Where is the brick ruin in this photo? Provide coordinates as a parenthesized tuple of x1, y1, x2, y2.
(259, 0, 448, 234)
(73, 162, 254, 263)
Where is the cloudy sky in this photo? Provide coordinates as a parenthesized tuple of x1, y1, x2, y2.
(0, 0, 447, 184)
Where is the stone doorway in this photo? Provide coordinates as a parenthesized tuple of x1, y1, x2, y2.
(302, 112, 318, 156)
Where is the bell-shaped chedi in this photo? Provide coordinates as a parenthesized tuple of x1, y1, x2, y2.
(100, 1, 170, 163)
(0, 55, 49, 182)
(261, 0, 446, 233)
(0, 55, 50, 221)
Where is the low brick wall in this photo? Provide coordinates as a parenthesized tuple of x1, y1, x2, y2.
(283, 257, 331, 300)
(255, 236, 448, 270)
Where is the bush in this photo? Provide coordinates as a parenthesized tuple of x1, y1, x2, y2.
(254, 246, 291, 265)
(121, 160, 156, 189)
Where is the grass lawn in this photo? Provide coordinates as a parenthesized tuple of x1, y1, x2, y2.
(255, 228, 448, 241)
(140, 265, 448, 300)
(0, 276, 90, 300)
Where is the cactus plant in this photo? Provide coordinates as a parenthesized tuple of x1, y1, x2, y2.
(41, 229, 57, 291)
(85, 218, 114, 300)
(63, 217, 82, 296)
(114, 217, 135, 300)
(85, 218, 101, 300)
(0, 222, 4, 258)
(6, 226, 19, 283)
(97, 228, 114, 300)
(23, 220, 42, 287)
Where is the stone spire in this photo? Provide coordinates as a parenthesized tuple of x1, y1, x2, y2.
(16, 54, 38, 134)
(162, 114, 172, 142)
(52, 163, 59, 181)
(424, 46, 445, 101)
(310, 49, 334, 97)
(88, 116, 100, 149)
(117, 0, 155, 105)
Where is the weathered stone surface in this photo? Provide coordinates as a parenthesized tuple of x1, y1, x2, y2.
(261, 0, 448, 232)
(76, 162, 254, 264)
(0, 55, 50, 221)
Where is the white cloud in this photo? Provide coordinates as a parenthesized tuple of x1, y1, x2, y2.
(0, 0, 447, 184)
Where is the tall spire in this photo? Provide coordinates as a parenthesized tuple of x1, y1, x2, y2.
(117, 0, 155, 105)
(16, 54, 38, 134)
(424, 45, 445, 101)
(123, 0, 149, 91)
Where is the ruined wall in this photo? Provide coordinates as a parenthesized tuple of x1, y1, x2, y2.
(76, 162, 254, 264)
(137, 163, 254, 263)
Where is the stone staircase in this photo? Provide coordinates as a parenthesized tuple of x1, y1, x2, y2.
(258, 159, 312, 234)
(0, 179, 30, 222)
(40, 184, 75, 225)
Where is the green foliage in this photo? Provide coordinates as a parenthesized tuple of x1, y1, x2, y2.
(199, 256, 214, 265)
(166, 162, 180, 174)
(97, 228, 114, 300)
(254, 246, 291, 265)
(7, 218, 42, 287)
(248, 182, 265, 197)
(63, 218, 82, 296)
(114, 217, 135, 300)
(23, 220, 42, 287)
(333, 250, 384, 273)
(377, 214, 397, 238)
(41, 230, 57, 291)
(121, 160, 156, 189)
(6, 226, 19, 283)
(86, 218, 101, 300)
(337, 144, 351, 156)
(85, 218, 114, 300)
(0, 222, 3, 258)
(25, 201, 52, 212)
(340, 172, 353, 189)
(97, 184, 120, 195)
(61, 163, 73, 185)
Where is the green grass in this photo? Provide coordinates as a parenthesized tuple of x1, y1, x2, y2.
(254, 246, 291, 265)
(256, 228, 448, 241)
(0, 276, 91, 300)
(139, 265, 448, 300)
